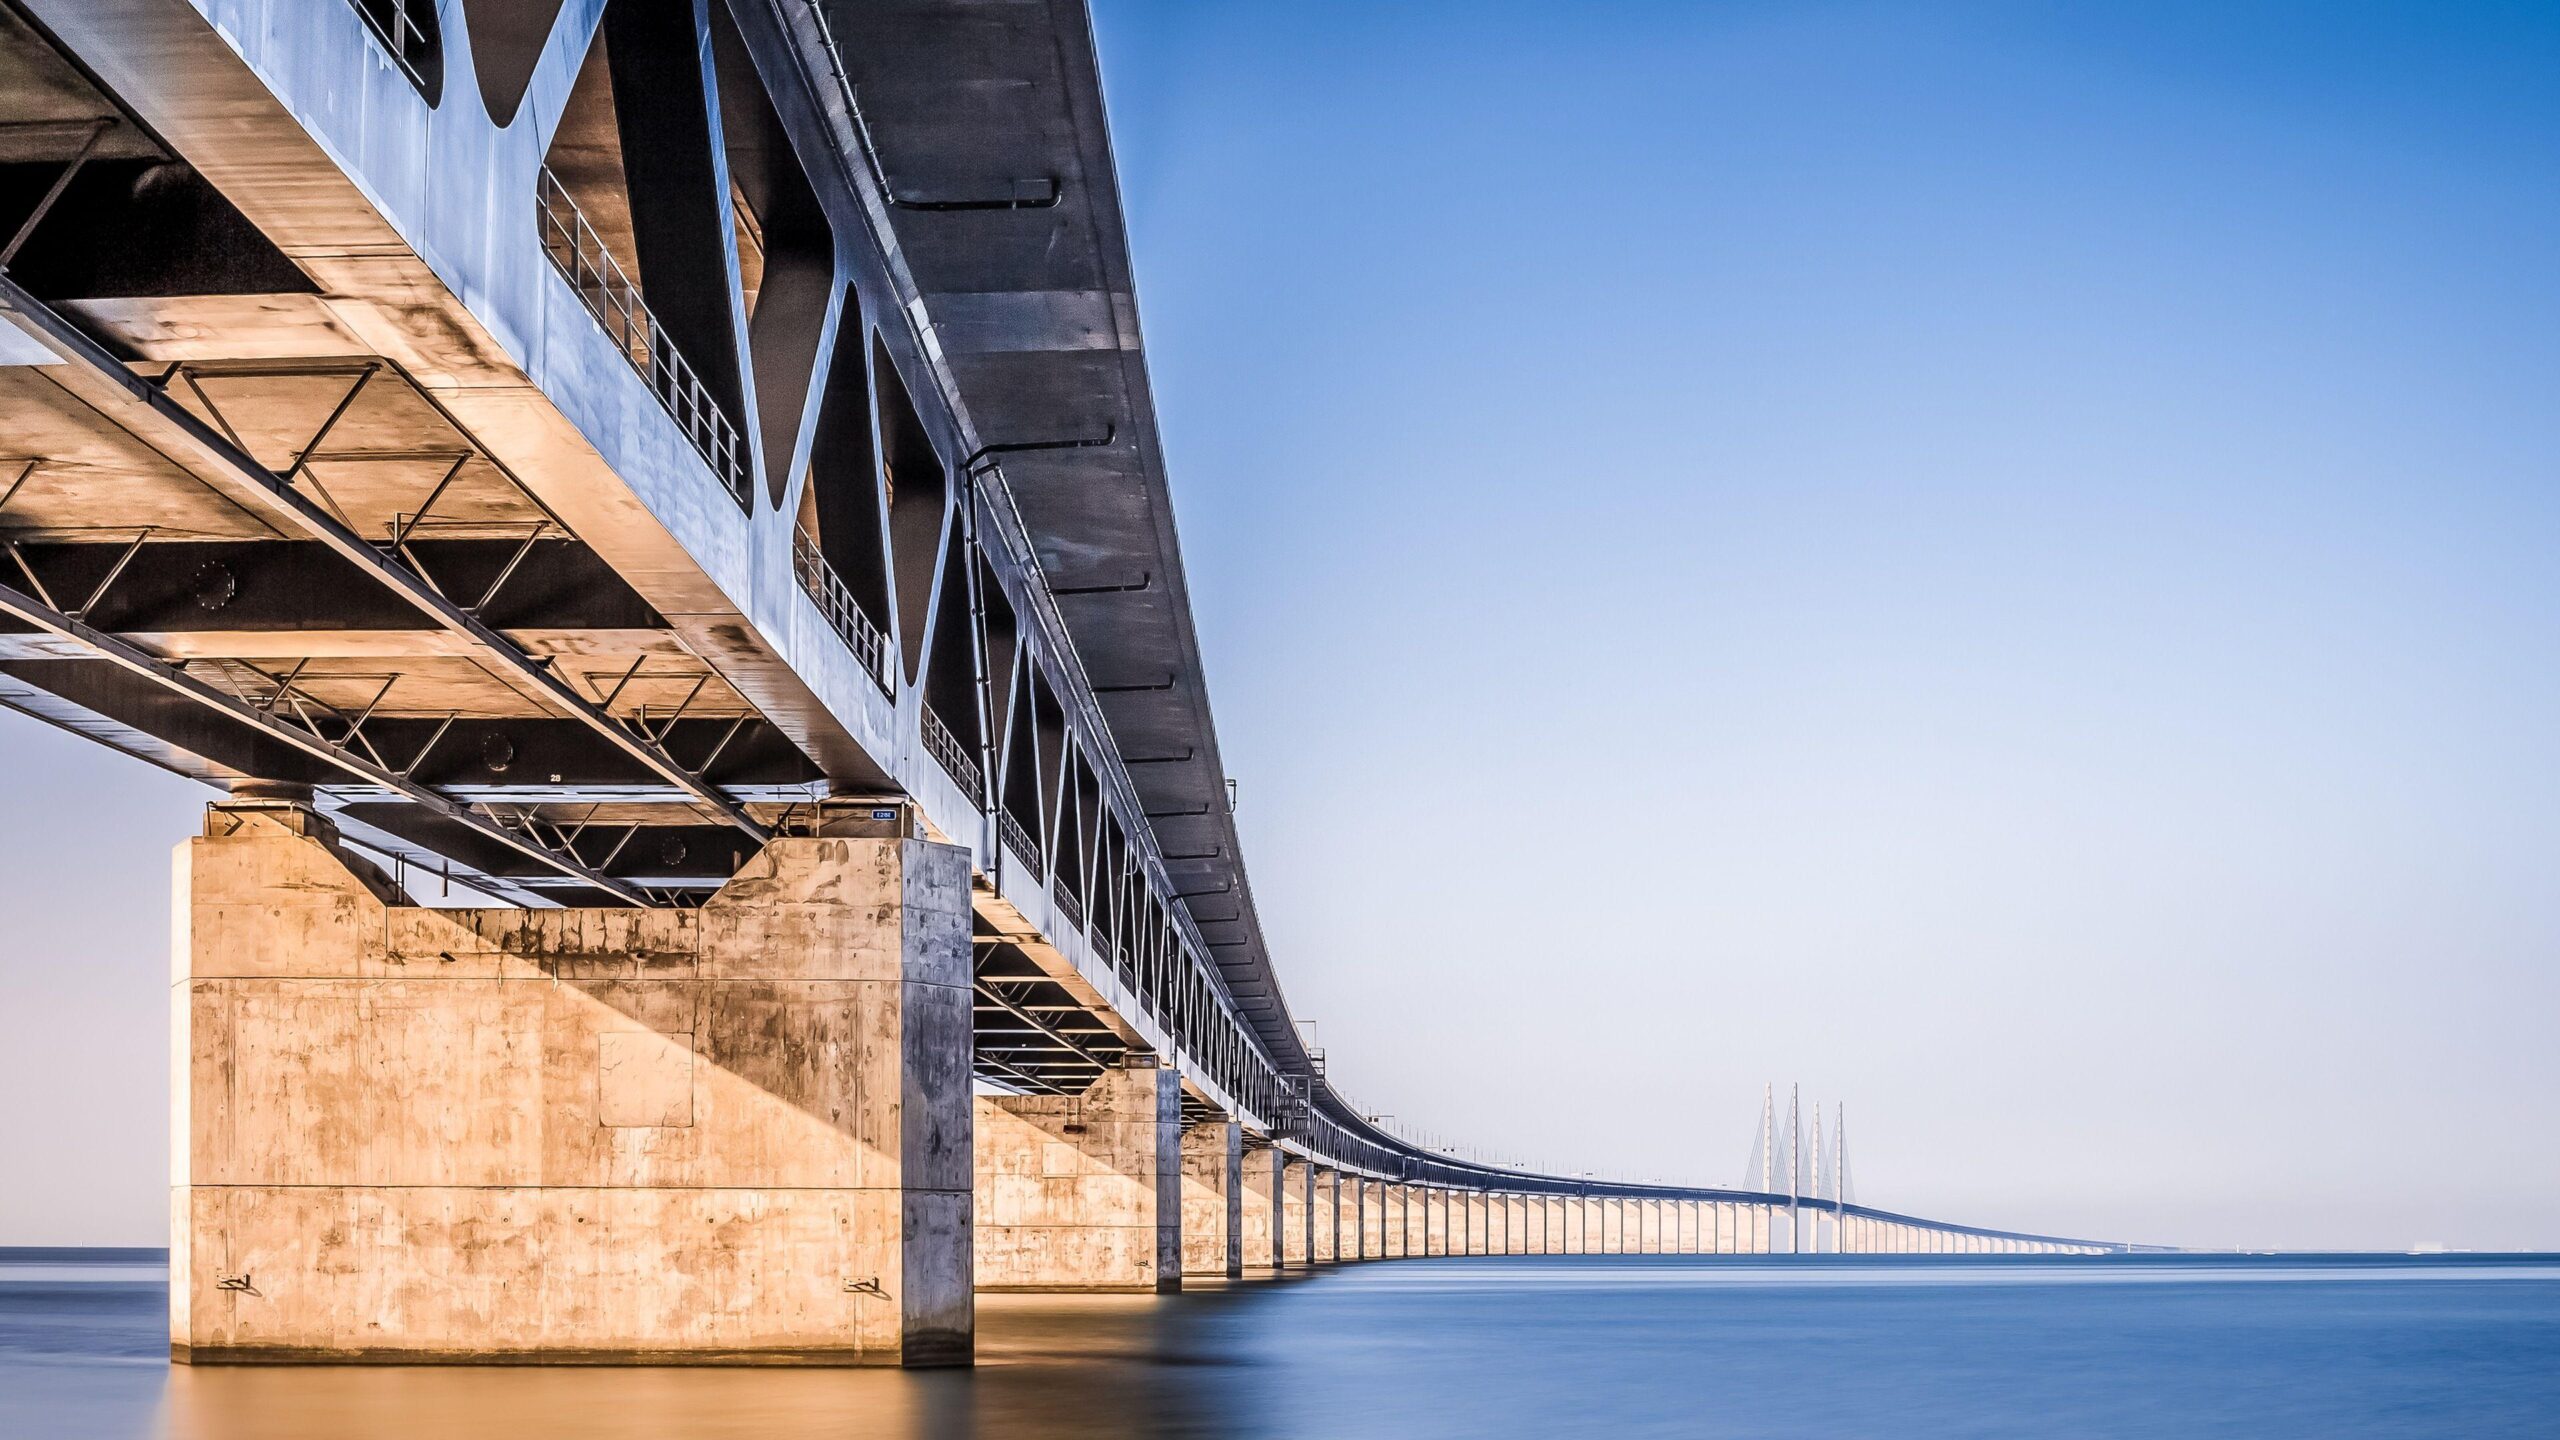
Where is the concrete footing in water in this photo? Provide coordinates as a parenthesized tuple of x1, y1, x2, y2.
(172, 803, 976, 1367)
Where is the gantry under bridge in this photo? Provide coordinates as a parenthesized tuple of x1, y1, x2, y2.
(0, 0, 2144, 1365)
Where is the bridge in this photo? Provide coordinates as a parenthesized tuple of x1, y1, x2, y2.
(0, 0, 2140, 1365)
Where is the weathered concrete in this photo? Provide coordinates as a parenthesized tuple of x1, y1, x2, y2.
(1466, 1193, 1489, 1255)
(1281, 1158, 1315, 1267)
(1239, 1144, 1283, 1271)
(173, 805, 974, 1367)
(1314, 1169, 1339, 1263)
(1423, 1189, 1449, 1257)
(975, 1063, 1181, 1294)
(1359, 1179, 1384, 1259)
(1178, 1119, 1242, 1279)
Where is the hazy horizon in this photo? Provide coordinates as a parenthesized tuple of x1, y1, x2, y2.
(4, 0, 2556, 1251)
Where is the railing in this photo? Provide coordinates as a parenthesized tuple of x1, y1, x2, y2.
(1052, 884, 1085, 936)
(920, 705, 982, 800)
(534, 168, 750, 508)
(791, 527, 894, 695)
(998, 809, 1042, 873)
(351, 0, 435, 94)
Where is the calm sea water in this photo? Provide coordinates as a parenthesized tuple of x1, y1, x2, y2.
(7, 1249, 2557, 1439)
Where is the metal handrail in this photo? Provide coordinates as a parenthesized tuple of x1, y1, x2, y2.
(1052, 883, 1085, 936)
(998, 808, 1042, 873)
(790, 526, 893, 695)
(534, 168, 750, 508)
(920, 705, 982, 800)
(351, 0, 434, 92)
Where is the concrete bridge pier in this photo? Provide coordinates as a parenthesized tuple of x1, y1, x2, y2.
(1424, 1189, 1450, 1256)
(1239, 1144, 1283, 1272)
(1466, 1193, 1488, 1255)
(975, 1061, 1182, 1294)
(1179, 1119, 1243, 1280)
(172, 802, 976, 1367)
(1360, 1180, 1385, 1258)
(1282, 1158, 1316, 1267)
(1315, 1170, 1340, 1263)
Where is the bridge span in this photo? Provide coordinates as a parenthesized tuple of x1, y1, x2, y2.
(0, 0, 2142, 1364)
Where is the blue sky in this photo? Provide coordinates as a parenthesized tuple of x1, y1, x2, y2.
(3, 0, 2556, 1247)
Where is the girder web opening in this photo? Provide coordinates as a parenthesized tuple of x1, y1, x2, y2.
(920, 519, 983, 800)
(794, 305, 893, 693)
(457, 0, 570, 127)
(709, 0, 835, 508)
(537, 0, 751, 506)
(877, 332, 946, 685)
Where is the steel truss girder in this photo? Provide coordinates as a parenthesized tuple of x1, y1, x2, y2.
(0, 278, 768, 852)
(0, 576, 650, 905)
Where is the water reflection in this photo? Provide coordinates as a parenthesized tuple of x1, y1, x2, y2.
(13, 1256, 2560, 1440)
(157, 1289, 1275, 1440)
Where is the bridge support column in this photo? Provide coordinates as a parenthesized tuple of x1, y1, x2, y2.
(1179, 1119, 1243, 1280)
(1239, 1144, 1282, 1271)
(1423, 1189, 1449, 1256)
(1314, 1169, 1339, 1263)
(976, 1060, 1181, 1294)
(1282, 1158, 1315, 1267)
(1466, 1192, 1488, 1255)
(1360, 1179, 1384, 1259)
(172, 804, 975, 1367)
(1601, 1198, 1624, 1254)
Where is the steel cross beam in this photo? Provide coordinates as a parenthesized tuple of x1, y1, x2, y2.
(0, 577, 651, 906)
(0, 278, 769, 849)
